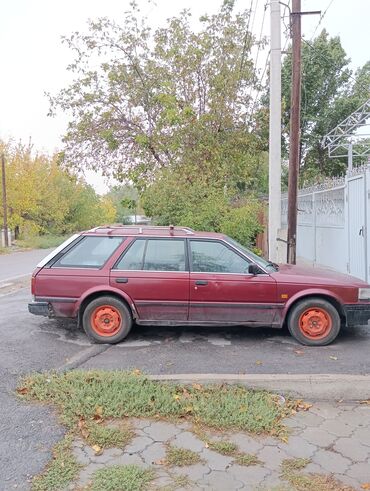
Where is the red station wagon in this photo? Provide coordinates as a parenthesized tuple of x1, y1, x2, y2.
(28, 225, 370, 346)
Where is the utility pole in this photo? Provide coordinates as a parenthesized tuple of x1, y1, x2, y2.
(286, 0, 302, 264)
(286, 2, 321, 264)
(1, 153, 9, 247)
(268, 0, 282, 262)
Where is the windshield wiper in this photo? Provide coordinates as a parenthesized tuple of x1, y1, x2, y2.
(266, 261, 279, 271)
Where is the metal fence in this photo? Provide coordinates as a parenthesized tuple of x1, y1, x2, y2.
(281, 165, 370, 282)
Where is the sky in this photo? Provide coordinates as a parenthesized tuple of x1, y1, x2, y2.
(1, 0, 369, 193)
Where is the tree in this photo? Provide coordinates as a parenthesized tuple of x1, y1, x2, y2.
(279, 30, 370, 181)
(49, 1, 265, 189)
(0, 140, 117, 237)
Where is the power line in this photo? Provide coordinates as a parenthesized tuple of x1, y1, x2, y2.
(248, 2, 268, 117)
(310, 0, 335, 40)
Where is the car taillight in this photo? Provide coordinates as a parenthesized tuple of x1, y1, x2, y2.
(31, 276, 36, 296)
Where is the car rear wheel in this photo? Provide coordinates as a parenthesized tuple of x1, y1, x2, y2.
(82, 296, 132, 344)
(287, 298, 340, 346)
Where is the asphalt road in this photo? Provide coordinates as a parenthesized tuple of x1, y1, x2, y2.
(0, 248, 54, 282)
(1, 249, 370, 488)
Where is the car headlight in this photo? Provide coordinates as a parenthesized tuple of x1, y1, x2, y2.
(358, 288, 370, 301)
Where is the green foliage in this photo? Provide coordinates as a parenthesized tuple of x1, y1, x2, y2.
(84, 421, 133, 449)
(91, 465, 154, 491)
(31, 434, 81, 491)
(48, 3, 269, 235)
(220, 202, 264, 247)
(279, 30, 370, 181)
(0, 140, 116, 238)
(19, 370, 291, 435)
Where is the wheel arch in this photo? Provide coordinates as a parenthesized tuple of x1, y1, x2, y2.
(77, 289, 137, 326)
(282, 292, 345, 327)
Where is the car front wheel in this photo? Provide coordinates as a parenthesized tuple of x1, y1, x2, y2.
(82, 296, 132, 344)
(287, 298, 341, 346)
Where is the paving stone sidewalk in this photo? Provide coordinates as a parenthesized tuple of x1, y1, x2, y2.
(70, 401, 370, 490)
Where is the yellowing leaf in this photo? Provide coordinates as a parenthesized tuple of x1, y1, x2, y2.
(173, 394, 181, 400)
(255, 360, 263, 365)
(95, 406, 103, 416)
(329, 356, 338, 360)
(92, 444, 103, 455)
(361, 483, 370, 490)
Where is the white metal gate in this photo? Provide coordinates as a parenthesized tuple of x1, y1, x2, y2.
(281, 164, 370, 282)
(347, 174, 366, 280)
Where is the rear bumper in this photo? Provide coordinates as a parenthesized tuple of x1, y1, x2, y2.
(28, 302, 51, 317)
(344, 304, 370, 326)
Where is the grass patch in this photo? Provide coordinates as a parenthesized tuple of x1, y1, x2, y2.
(16, 234, 69, 250)
(234, 453, 261, 466)
(31, 434, 81, 491)
(18, 370, 291, 435)
(165, 446, 202, 467)
(208, 440, 238, 455)
(280, 459, 355, 491)
(281, 458, 311, 475)
(90, 464, 154, 491)
(84, 421, 133, 448)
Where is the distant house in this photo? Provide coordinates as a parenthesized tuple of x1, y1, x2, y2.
(124, 215, 151, 225)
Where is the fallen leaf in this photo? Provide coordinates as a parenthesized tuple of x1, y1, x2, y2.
(255, 360, 263, 365)
(280, 436, 288, 443)
(294, 350, 304, 355)
(92, 444, 103, 455)
(184, 406, 193, 413)
(205, 442, 209, 448)
(360, 399, 370, 405)
(329, 356, 338, 360)
(173, 394, 181, 401)
(16, 387, 29, 395)
(154, 459, 166, 465)
(132, 369, 141, 376)
(361, 483, 370, 490)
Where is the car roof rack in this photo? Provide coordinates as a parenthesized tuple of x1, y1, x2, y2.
(92, 225, 195, 235)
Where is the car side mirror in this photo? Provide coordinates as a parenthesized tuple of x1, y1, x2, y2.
(248, 263, 261, 275)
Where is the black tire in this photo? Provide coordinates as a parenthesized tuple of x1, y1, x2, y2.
(287, 297, 341, 346)
(82, 295, 132, 344)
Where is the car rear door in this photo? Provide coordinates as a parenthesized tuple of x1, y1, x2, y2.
(110, 237, 190, 321)
(188, 239, 278, 325)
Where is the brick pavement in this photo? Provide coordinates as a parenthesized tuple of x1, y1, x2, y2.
(67, 401, 370, 490)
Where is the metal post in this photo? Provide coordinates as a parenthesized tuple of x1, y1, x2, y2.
(268, 0, 282, 262)
(348, 142, 353, 172)
(1, 153, 8, 247)
(287, 0, 302, 264)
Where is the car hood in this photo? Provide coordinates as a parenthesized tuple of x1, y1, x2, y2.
(271, 263, 368, 287)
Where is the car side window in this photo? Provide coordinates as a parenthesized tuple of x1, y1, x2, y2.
(190, 240, 251, 273)
(114, 239, 146, 270)
(143, 239, 186, 271)
(53, 236, 124, 268)
(115, 239, 186, 271)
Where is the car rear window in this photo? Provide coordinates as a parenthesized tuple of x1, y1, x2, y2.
(52, 236, 124, 268)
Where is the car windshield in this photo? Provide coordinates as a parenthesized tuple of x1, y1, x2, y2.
(224, 237, 278, 272)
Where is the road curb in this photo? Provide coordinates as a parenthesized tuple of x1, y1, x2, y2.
(149, 373, 370, 401)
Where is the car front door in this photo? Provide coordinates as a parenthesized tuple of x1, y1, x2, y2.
(110, 237, 189, 321)
(188, 239, 279, 325)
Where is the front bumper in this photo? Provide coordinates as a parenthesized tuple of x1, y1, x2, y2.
(344, 304, 370, 326)
(28, 301, 50, 317)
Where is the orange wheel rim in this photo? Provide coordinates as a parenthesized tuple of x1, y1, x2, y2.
(298, 307, 332, 340)
(91, 305, 122, 337)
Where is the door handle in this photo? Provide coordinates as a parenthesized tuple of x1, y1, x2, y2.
(115, 278, 128, 283)
(195, 280, 208, 286)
